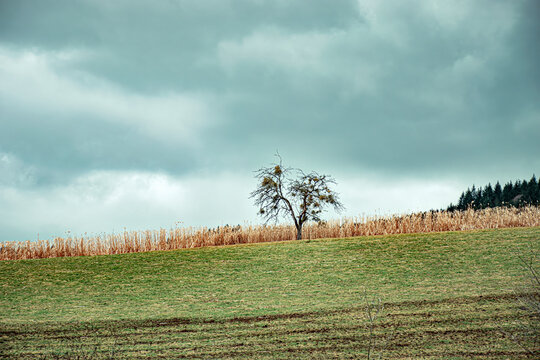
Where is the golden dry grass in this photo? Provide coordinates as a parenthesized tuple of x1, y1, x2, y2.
(1, 206, 539, 260)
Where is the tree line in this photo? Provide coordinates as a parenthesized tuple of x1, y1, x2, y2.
(447, 175, 540, 211)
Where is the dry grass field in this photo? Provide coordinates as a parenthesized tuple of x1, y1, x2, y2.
(1, 206, 539, 260)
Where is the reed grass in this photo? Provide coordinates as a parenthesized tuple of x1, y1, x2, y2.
(1, 206, 539, 260)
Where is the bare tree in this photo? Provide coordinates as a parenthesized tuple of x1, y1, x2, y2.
(250, 154, 344, 240)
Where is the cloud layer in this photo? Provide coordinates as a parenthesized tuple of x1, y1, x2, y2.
(1, 0, 539, 241)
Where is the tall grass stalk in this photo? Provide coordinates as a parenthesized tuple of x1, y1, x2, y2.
(1, 206, 539, 260)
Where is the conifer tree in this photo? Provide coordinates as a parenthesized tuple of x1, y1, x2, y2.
(493, 182, 502, 206)
(457, 192, 465, 210)
(475, 188, 483, 209)
(483, 183, 494, 208)
(502, 181, 513, 205)
(520, 180, 529, 206)
(511, 180, 522, 205)
(463, 188, 473, 209)
(527, 175, 538, 205)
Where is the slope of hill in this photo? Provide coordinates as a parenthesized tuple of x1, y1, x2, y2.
(1, 227, 539, 358)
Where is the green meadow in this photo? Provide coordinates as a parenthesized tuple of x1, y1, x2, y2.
(1, 227, 539, 359)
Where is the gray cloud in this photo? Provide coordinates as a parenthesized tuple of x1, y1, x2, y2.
(1, 0, 539, 241)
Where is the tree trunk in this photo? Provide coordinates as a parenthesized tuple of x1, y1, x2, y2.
(296, 225, 302, 240)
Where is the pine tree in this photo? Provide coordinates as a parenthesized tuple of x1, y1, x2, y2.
(483, 183, 494, 208)
(470, 185, 478, 208)
(527, 175, 539, 205)
(463, 188, 473, 209)
(457, 192, 466, 210)
(538, 176, 540, 204)
(520, 180, 529, 206)
(493, 182, 502, 207)
(475, 188, 483, 209)
(510, 180, 522, 206)
(502, 181, 513, 205)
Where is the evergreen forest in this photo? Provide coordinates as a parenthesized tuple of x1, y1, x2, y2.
(447, 175, 540, 211)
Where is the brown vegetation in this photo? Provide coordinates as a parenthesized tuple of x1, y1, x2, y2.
(1, 206, 539, 261)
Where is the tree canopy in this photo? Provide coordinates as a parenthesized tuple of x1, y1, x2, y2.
(250, 155, 344, 240)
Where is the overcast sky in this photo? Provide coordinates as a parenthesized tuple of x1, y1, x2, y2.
(1, 0, 539, 242)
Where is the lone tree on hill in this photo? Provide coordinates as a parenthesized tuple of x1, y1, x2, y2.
(250, 154, 344, 240)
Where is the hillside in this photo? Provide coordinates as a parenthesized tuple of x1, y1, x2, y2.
(1, 227, 539, 358)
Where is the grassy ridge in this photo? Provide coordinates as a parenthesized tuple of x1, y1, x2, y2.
(1, 227, 539, 358)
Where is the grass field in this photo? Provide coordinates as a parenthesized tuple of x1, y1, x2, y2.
(1, 227, 539, 358)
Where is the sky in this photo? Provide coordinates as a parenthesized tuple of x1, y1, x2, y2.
(1, 0, 539, 242)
